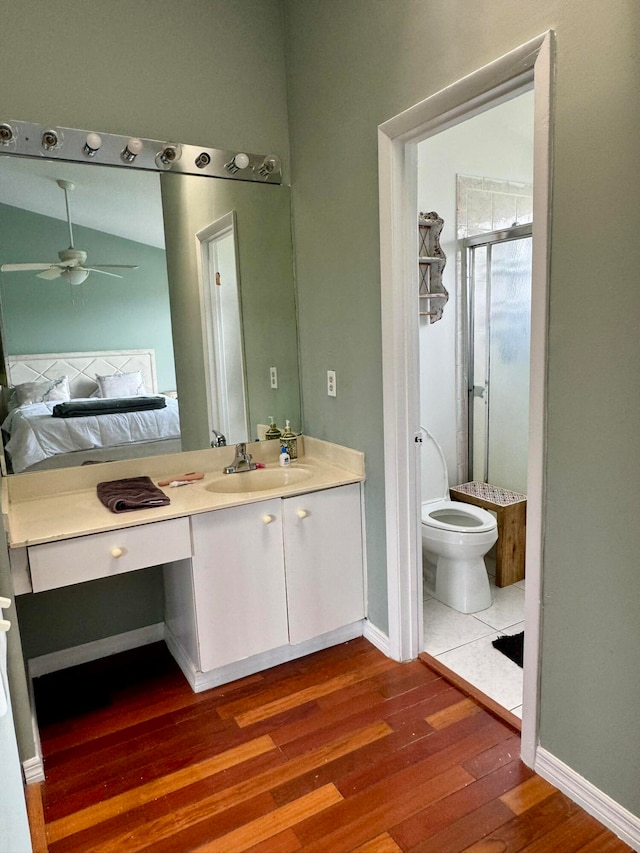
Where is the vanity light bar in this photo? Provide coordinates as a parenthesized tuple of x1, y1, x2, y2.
(0, 120, 282, 184)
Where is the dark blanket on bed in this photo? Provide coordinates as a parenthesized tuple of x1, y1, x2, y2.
(97, 476, 171, 513)
(52, 396, 167, 418)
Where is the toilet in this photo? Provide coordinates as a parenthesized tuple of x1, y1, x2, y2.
(420, 426, 498, 613)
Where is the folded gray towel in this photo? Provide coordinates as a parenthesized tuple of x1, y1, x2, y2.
(53, 396, 167, 418)
(96, 476, 170, 513)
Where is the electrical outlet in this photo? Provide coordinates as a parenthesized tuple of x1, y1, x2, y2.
(327, 369, 336, 397)
(270, 366, 278, 389)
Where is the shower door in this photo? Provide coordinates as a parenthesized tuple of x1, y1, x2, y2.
(465, 224, 532, 494)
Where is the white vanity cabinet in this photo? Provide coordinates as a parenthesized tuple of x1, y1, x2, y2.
(283, 483, 364, 644)
(190, 498, 290, 672)
(183, 483, 365, 681)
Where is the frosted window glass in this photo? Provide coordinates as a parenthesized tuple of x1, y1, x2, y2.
(487, 237, 531, 493)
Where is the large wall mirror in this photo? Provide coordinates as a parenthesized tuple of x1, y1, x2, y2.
(0, 133, 300, 475)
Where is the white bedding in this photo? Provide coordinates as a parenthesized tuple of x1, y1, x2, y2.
(2, 396, 181, 474)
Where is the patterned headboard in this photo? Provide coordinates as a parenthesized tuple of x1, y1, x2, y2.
(5, 349, 158, 399)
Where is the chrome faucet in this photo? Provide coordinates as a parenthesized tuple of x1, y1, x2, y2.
(211, 430, 227, 447)
(224, 442, 256, 474)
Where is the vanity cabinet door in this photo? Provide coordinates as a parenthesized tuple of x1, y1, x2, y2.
(283, 483, 364, 645)
(191, 499, 289, 672)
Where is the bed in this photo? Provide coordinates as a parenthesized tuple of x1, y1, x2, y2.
(1, 350, 182, 474)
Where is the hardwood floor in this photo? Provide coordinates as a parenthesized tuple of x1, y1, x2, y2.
(28, 638, 632, 852)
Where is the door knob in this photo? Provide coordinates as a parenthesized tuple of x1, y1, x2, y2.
(296, 509, 310, 519)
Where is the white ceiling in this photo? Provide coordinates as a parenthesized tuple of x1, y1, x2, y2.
(0, 155, 166, 249)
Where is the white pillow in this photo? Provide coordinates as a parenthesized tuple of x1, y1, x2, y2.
(96, 370, 147, 398)
(13, 376, 71, 407)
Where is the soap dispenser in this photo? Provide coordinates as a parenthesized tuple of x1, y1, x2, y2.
(279, 444, 290, 467)
(265, 417, 281, 441)
(281, 420, 298, 460)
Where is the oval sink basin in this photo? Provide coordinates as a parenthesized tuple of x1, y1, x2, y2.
(205, 465, 315, 494)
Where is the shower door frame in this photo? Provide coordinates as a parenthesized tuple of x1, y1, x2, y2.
(463, 223, 533, 486)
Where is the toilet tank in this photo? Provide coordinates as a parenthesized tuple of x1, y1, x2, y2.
(420, 426, 450, 503)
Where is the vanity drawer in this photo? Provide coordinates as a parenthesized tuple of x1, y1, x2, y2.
(27, 517, 192, 593)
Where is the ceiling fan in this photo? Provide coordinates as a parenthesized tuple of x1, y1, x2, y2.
(0, 179, 139, 285)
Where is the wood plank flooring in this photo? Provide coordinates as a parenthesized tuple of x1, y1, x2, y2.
(28, 638, 632, 852)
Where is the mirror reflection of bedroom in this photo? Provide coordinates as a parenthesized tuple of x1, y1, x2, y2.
(0, 157, 180, 474)
(0, 147, 301, 475)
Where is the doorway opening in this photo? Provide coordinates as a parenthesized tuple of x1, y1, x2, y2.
(378, 32, 553, 766)
(417, 91, 533, 721)
(196, 211, 250, 446)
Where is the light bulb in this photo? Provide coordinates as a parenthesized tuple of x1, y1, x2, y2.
(83, 132, 102, 156)
(258, 154, 281, 178)
(121, 137, 143, 162)
(225, 152, 250, 174)
(156, 143, 182, 169)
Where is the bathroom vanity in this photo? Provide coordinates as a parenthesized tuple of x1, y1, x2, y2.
(2, 437, 366, 696)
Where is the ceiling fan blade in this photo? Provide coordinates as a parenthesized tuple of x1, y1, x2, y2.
(85, 267, 124, 279)
(37, 267, 64, 280)
(91, 264, 139, 270)
(1, 262, 58, 272)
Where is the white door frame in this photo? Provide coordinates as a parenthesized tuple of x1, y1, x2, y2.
(378, 32, 553, 767)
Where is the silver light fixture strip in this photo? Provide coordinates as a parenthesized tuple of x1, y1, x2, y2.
(0, 120, 282, 184)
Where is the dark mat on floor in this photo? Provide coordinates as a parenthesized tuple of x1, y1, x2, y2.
(492, 631, 524, 667)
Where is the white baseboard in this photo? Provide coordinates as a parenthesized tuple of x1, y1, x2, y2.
(535, 747, 640, 852)
(27, 623, 165, 678)
(22, 755, 44, 784)
(363, 618, 391, 657)
(165, 621, 365, 694)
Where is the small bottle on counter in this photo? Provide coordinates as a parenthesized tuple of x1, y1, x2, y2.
(265, 417, 281, 441)
(281, 420, 298, 460)
(279, 445, 291, 467)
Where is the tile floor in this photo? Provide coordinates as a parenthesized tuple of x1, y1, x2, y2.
(422, 557, 525, 717)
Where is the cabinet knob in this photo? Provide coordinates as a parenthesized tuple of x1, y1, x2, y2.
(296, 509, 310, 519)
(261, 514, 275, 525)
(111, 546, 125, 558)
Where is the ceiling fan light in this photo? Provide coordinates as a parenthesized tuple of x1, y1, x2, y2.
(62, 267, 89, 286)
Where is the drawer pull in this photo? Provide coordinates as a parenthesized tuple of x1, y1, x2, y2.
(261, 514, 275, 525)
(296, 509, 310, 519)
(111, 546, 125, 559)
(0, 596, 10, 609)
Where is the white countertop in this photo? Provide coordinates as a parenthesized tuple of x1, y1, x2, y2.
(1, 436, 365, 548)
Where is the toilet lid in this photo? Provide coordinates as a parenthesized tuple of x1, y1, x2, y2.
(419, 425, 449, 502)
(421, 499, 497, 533)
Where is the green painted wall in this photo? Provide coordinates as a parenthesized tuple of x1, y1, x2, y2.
(0, 0, 291, 761)
(284, 0, 640, 818)
(0, 204, 175, 391)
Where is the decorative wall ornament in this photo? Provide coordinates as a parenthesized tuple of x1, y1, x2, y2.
(418, 211, 448, 323)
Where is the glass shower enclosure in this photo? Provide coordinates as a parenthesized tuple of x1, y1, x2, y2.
(464, 224, 532, 495)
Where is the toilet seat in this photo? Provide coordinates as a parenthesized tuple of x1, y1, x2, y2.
(421, 499, 496, 534)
